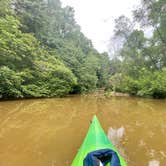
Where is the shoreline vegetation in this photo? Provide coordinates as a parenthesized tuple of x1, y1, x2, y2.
(0, 0, 166, 100)
(108, 0, 166, 99)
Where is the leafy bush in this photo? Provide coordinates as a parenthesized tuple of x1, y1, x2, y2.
(110, 69, 166, 98)
(0, 66, 23, 99)
(0, 16, 77, 99)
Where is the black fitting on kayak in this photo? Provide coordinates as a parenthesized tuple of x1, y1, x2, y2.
(83, 149, 121, 166)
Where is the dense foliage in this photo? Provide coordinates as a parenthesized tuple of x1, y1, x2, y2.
(0, 0, 110, 99)
(1, 0, 165, 99)
(109, 0, 166, 98)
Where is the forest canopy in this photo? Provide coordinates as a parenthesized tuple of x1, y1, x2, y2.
(0, 0, 110, 99)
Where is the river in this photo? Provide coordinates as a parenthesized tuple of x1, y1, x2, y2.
(0, 95, 165, 166)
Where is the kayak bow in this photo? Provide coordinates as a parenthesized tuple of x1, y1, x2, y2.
(71, 115, 127, 166)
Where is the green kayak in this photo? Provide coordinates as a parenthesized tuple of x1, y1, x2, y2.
(71, 115, 127, 166)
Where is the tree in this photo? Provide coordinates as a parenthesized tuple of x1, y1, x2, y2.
(133, 0, 166, 45)
(0, 15, 77, 98)
(108, 1, 166, 98)
(0, 0, 111, 99)
(0, 0, 11, 17)
(114, 15, 134, 45)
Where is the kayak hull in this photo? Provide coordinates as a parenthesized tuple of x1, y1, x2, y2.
(71, 115, 127, 166)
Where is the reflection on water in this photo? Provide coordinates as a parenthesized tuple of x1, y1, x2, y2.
(149, 160, 160, 166)
(107, 126, 127, 163)
(107, 126, 125, 147)
(0, 95, 165, 166)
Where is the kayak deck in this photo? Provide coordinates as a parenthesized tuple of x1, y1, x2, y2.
(71, 115, 127, 166)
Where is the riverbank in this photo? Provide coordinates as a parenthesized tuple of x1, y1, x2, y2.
(105, 91, 130, 97)
(1, 87, 165, 101)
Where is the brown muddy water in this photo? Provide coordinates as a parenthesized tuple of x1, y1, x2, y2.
(0, 95, 165, 166)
